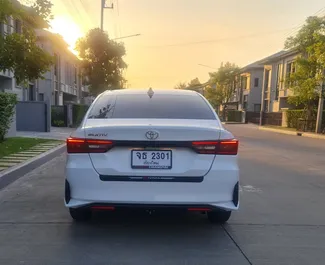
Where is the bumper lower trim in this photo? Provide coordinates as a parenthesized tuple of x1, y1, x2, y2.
(99, 175, 204, 183)
(78, 203, 223, 211)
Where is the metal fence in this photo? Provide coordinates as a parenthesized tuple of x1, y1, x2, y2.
(246, 112, 260, 124)
(262, 112, 282, 126)
(51, 105, 68, 127)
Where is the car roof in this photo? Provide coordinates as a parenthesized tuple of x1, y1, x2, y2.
(101, 88, 200, 96)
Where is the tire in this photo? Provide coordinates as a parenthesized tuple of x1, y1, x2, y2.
(69, 208, 92, 222)
(207, 210, 231, 224)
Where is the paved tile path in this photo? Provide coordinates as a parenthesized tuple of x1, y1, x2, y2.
(0, 142, 63, 172)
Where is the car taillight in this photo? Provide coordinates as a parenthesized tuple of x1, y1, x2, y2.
(192, 139, 238, 155)
(66, 138, 113, 153)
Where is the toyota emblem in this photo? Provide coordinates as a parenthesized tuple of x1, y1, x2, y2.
(145, 130, 159, 140)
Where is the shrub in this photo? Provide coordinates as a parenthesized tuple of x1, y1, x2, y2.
(286, 110, 307, 129)
(72, 104, 89, 127)
(51, 106, 66, 127)
(0, 93, 17, 142)
(226, 110, 242, 122)
(53, 120, 65, 127)
(286, 109, 325, 131)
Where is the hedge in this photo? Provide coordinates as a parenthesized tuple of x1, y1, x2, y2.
(219, 110, 242, 122)
(0, 93, 17, 141)
(227, 110, 242, 122)
(72, 104, 89, 127)
(286, 109, 325, 130)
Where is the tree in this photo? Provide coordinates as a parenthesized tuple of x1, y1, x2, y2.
(174, 78, 202, 91)
(208, 62, 240, 119)
(188, 78, 201, 87)
(76, 28, 127, 96)
(174, 82, 187, 90)
(285, 16, 325, 119)
(204, 85, 223, 110)
(0, 0, 54, 84)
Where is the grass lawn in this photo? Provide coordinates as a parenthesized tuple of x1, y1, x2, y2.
(0, 137, 60, 159)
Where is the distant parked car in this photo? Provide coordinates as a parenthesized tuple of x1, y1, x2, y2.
(65, 88, 239, 223)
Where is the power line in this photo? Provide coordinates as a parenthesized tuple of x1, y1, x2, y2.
(145, 6, 325, 49)
(198, 64, 218, 70)
(59, 0, 95, 29)
(284, 6, 325, 38)
(145, 28, 295, 48)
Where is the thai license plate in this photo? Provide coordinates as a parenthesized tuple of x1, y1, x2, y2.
(131, 150, 172, 169)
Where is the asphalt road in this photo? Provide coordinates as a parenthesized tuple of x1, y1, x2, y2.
(1, 124, 325, 265)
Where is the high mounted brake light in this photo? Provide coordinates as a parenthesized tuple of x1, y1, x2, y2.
(192, 139, 238, 155)
(66, 138, 113, 153)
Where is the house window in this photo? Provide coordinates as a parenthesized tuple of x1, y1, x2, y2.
(54, 54, 59, 77)
(15, 19, 22, 34)
(55, 91, 59, 105)
(241, 76, 247, 90)
(254, 78, 259, 87)
(275, 63, 283, 100)
(264, 100, 269, 112)
(29, 85, 34, 101)
(254, 104, 261, 112)
(243, 95, 248, 110)
(65, 62, 69, 84)
(286, 61, 296, 88)
(74, 66, 77, 85)
(38, 93, 44, 101)
(264, 69, 271, 92)
(0, 22, 4, 36)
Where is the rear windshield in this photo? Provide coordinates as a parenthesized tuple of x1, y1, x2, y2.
(88, 93, 216, 120)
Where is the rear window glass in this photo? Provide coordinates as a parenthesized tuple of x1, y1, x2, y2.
(88, 93, 216, 120)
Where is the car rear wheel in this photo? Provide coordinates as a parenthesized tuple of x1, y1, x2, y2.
(207, 210, 231, 224)
(69, 208, 92, 222)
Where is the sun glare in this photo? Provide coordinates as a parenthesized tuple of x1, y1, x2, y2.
(50, 16, 83, 53)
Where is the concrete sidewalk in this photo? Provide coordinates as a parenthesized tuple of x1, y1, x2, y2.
(259, 126, 325, 140)
(16, 127, 74, 140)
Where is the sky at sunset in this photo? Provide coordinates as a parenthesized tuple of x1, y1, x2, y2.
(49, 0, 325, 88)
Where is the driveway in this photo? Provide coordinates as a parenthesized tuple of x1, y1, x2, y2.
(1, 124, 325, 264)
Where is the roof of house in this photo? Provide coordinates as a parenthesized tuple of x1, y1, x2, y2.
(36, 29, 69, 49)
(258, 49, 299, 64)
(240, 50, 290, 72)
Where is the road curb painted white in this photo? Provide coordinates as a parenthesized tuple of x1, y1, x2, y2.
(0, 144, 66, 190)
(259, 126, 325, 139)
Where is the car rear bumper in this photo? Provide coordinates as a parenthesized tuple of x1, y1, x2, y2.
(65, 155, 240, 211)
(66, 202, 236, 212)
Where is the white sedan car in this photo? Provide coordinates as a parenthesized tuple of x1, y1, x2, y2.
(65, 88, 239, 223)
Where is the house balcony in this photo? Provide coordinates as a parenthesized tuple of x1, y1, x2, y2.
(0, 70, 13, 78)
(279, 89, 293, 98)
(60, 83, 77, 96)
(81, 85, 90, 93)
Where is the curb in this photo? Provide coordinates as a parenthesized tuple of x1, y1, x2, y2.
(259, 127, 325, 139)
(0, 144, 66, 190)
(222, 122, 245, 125)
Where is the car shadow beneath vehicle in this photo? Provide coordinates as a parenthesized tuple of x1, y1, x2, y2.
(67, 210, 223, 235)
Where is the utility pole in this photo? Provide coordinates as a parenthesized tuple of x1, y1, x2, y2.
(100, 0, 113, 31)
(315, 83, 324, 133)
